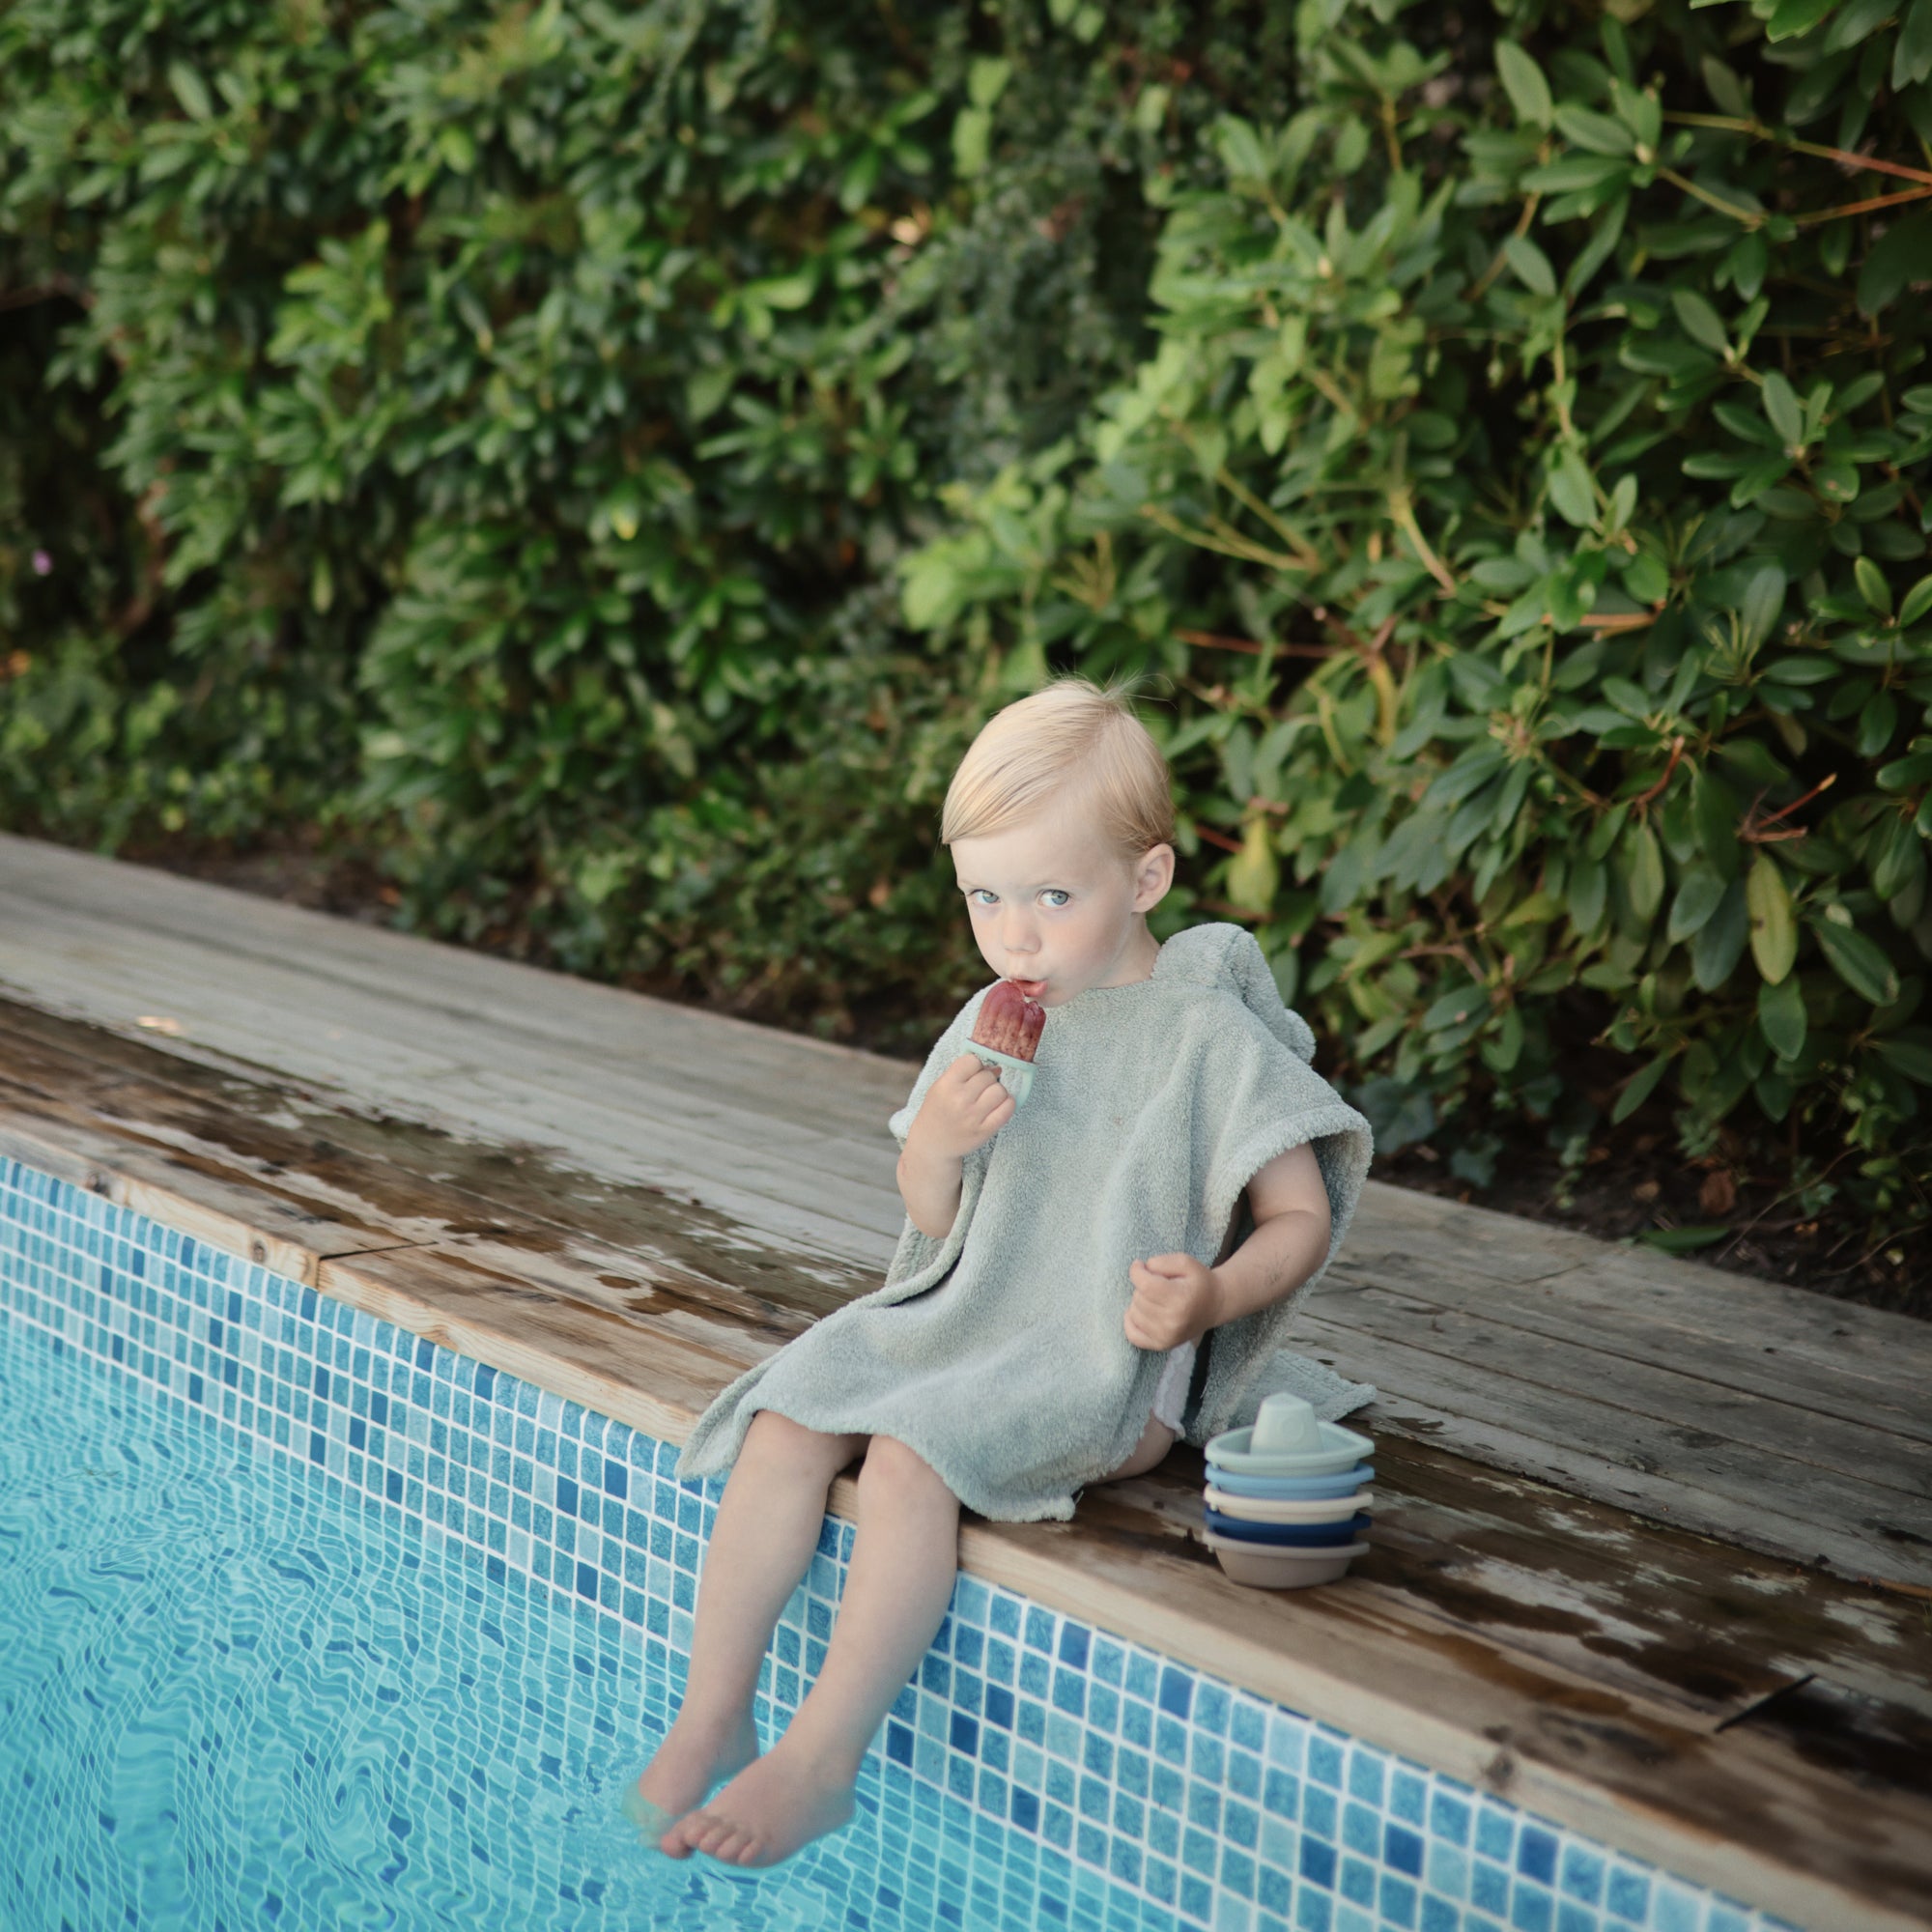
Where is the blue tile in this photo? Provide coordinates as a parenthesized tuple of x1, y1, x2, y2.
(1387, 1823, 1425, 1877)
(1301, 1840, 1336, 1890)
(1157, 1666, 1193, 1720)
(1608, 1875, 1656, 1932)
(1473, 1861, 1510, 1917)
(1057, 1622, 1090, 1668)
(1476, 1806, 1516, 1862)
(1510, 1880, 1553, 1932)
(1560, 1845, 1605, 1904)
(1518, 1827, 1557, 1886)
(1308, 1736, 1344, 1788)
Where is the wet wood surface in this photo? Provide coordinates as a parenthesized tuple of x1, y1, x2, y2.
(3, 833, 1927, 1589)
(4, 836, 1932, 1926)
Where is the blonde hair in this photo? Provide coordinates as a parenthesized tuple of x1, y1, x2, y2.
(941, 671, 1177, 873)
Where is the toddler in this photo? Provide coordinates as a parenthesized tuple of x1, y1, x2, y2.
(628, 672, 1372, 1867)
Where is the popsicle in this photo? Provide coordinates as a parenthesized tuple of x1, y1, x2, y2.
(972, 980, 1045, 1061)
(967, 980, 1045, 1110)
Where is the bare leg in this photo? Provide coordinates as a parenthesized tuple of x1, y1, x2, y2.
(661, 1433, 961, 1866)
(1097, 1411, 1176, 1483)
(633, 1410, 865, 1839)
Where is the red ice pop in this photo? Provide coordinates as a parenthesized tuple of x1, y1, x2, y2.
(972, 980, 1045, 1061)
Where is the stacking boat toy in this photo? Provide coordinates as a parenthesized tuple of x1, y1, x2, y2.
(1200, 1393, 1374, 1588)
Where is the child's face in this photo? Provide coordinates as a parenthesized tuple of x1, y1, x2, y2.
(952, 813, 1173, 1006)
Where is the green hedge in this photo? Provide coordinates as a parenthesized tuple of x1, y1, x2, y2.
(905, 0, 1932, 1242)
(3, 0, 1929, 1255)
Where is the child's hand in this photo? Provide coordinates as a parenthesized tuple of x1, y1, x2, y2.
(910, 1053, 1018, 1160)
(1124, 1254, 1224, 1352)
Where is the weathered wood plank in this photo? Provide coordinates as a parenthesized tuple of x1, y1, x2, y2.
(1351, 1436, 1932, 1723)
(0, 846, 915, 1136)
(1342, 1185, 1923, 1384)
(1320, 1255, 1932, 1447)
(1323, 1283, 1927, 1497)
(1298, 1313, 1932, 1588)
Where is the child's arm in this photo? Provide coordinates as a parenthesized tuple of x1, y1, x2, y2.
(1124, 1142, 1333, 1349)
(1208, 1142, 1332, 1322)
(897, 1052, 1013, 1238)
(898, 1138, 963, 1240)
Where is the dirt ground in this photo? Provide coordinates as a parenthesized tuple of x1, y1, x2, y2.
(128, 835, 1927, 1321)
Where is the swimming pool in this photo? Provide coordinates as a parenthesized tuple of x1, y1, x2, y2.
(0, 1156, 1800, 1932)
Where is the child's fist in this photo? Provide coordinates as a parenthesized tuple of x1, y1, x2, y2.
(1124, 1254, 1223, 1352)
(909, 1052, 1018, 1160)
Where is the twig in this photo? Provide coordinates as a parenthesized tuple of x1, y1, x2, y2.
(1630, 736, 1686, 812)
(1660, 114, 1932, 188)
(1740, 773, 1836, 843)
(1795, 185, 1932, 226)
(1177, 628, 1336, 659)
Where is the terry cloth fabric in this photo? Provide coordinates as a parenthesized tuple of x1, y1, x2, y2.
(676, 922, 1377, 1523)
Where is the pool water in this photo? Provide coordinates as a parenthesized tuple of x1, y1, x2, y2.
(0, 1313, 1178, 1932)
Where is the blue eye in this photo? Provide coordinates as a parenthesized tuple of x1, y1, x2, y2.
(966, 889, 1070, 908)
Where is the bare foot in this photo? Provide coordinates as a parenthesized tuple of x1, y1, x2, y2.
(631, 1706, 760, 1844)
(657, 1734, 857, 1867)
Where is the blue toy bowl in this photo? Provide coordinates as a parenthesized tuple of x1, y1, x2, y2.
(1204, 1463, 1373, 1500)
(1202, 1508, 1372, 1547)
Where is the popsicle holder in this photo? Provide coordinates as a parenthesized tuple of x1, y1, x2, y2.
(967, 1042, 1037, 1109)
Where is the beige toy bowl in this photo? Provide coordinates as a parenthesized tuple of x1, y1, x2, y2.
(1204, 1531, 1369, 1589)
(1203, 1486, 1373, 1524)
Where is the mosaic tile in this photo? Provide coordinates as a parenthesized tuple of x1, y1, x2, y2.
(0, 1157, 1812, 1932)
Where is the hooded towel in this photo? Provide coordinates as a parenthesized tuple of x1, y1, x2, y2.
(676, 922, 1376, 1521)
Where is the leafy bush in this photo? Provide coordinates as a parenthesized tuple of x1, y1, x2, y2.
(4, 0, 1929, 1260)
(0, 0, 1292, 1009)
(902, 0, 1932, 1242)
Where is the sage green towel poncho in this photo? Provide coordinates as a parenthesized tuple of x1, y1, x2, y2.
(676, 922, 1376, 1523)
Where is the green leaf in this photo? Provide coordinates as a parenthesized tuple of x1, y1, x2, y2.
(1858, 207, 1932, 316)
(1855, 555, 1893, 614)
(1757, 972, 1807, 1059)
(1497, 43, 1555, 128)
(1825, 0, 1896, 48)
(1879, 750, 1932, 789)
(1900, 574, 1932, 628)
(1767, 0, 1839, 41)
(1554, 104, 1636, 155)
(1746, 854, 1798, 983)
(1569, 855, 1608, 935)
(1667, 865, 1728, 941)
(1624, 821, 1665, 922)
(1634, 1225, 1731, 1253)
(1611, 1050, 1672, 1122)
(168, 60, 214, 123)
(967, 56, 1012, 108)
(1503, 234, 1557, 297)
(952, 105, 992, 177)
(1671, 289, 1729, 355)
(1809, 914, 1901, 1005)
(1548, 445, 1598, 527)
(1693, 879, 1749, 987)
(1693, 768, 1743, 879)
(1894, 0, 1932, 87)
(1740, 562, 1787, 650)
(1760, 371, 1804, 448)
(1873, 1028, 1932, 1084)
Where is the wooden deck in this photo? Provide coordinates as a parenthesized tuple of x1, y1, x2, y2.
(1, 832, 1927, 1932)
